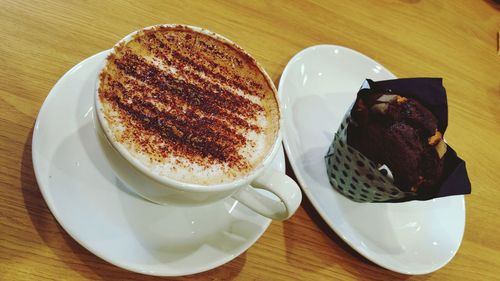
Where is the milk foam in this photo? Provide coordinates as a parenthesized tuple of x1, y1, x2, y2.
(99, 26, 279, 186)
(113, 93, 274, 185)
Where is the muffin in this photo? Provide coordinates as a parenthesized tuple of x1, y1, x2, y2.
(347, 92, 447, 196)
(325, 78, 471, 203)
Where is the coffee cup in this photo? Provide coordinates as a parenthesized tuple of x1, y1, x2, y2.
(95, 24, 301, 220)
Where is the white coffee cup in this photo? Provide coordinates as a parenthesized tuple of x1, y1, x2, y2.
(94, 24, 301, 220)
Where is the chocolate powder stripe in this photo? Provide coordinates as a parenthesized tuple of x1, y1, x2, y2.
(103, 85, 244, 165)
(118, 97, 238, 163)
(194, 40, 263, 90)
(164, 48, 264, 113)
(137, 36, 264, 115)
(112, 52, 261, 131)
(106, 77, 246, 151)
(147, 27, 256, 89)
(156, 94, 257, 139)
(145, 32, 265, 98)
(193, 34, 264, 93)
(111, 53, 260, 133)
(109, 75, 247, 145)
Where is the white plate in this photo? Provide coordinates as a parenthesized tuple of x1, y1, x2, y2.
(278, 45, 465, 275)
(32, 50, 286, 276)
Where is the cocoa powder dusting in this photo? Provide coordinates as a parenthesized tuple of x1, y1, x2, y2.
(99, 26, 277, 171)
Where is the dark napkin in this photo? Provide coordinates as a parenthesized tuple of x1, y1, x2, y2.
(355, 78, 471, 200)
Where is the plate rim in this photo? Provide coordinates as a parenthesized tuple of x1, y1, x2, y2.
(31, 50, 280, 277)
(278, 44, 465, 275)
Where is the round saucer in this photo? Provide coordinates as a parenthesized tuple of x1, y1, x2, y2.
(278, 45, 465, 275)
(32, 50, 285, 276)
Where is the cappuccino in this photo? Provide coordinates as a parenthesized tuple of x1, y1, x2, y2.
(97, 25, 280, 185)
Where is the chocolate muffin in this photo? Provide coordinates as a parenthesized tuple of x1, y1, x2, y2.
(347, 93, 447, 196)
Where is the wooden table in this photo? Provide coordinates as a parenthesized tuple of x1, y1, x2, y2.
(1, 1, 499, 280)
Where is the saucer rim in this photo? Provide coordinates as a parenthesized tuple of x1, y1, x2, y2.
(278, 44, 465, 275)
(32, 50, 282, 276)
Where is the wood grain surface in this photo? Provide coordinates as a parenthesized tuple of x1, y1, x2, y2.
(1, 0, 499, 280)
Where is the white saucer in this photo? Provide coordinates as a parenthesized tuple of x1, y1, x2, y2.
(278, 45, 465, 275)
(32, 50, 285, 276)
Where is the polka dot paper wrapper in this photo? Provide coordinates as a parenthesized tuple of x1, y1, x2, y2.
(325, 78, 471, 203)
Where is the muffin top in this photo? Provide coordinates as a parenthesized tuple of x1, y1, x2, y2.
(347, 92, 447, 195)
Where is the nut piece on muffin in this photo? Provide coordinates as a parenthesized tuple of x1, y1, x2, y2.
(347, 93, 447, 196)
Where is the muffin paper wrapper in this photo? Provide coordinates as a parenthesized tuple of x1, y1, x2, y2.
(325, 78, 471, 202)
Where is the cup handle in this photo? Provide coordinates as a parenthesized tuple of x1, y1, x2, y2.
(231, 169, 302, 220)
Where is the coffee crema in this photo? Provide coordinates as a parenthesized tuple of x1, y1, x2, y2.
(97, 25, 280, 185)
